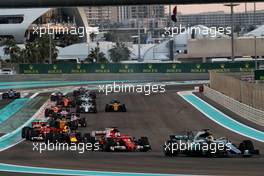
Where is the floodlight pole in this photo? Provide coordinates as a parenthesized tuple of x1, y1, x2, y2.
(137, 7, 141, 61)
(224, 3, 239, 62)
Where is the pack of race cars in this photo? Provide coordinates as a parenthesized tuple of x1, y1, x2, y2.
(20, 87, 260, 157)
(22, 87, 151, 153)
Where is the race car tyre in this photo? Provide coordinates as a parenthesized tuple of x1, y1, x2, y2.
(121, 104, 127, 112)
(71, 101, 76, 108)
(44, 109, 51, 117)
(53, 133, 62, 143)
(73, 91, 79, 97)
(76, 100, 82, 106)
(83, 133, 96, 146)
(104, 138, 116, 152)
(140, 137, 150, 145)
(239, 140, 255, 155)
(105, 104, 110, 112)
(83, 133, 97, 151)
(2, 93, 8, 99)
(79, 118, 87, 127)
(138, 137, 151, 151)
(90, 93, 96, 99)
(70, 121, 79, 131)
(76, 132, 82, 142)
(45, 133, 54, 144)
(76, 107, 81, 113)
(26, 128, 34, 141)
(21, 127, 30, 139)
(14, 93, 21, 99)
(50, 96, 57, 102)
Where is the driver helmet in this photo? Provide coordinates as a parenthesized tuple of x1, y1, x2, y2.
(207, 135, 214, 142)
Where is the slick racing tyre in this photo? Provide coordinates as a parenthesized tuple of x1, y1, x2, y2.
(104, 138, 116, 152)
(138, 137, 151, 152)
(105, 104, 110, 112)
(121, 104, 127, 112)
(21, 127, 30, 139)
(239, 140, 254, 155)
(2, 93, 8, 99)
(83, 133, 96, 150)
(79, 118, 87, 127)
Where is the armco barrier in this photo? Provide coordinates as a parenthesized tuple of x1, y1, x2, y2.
(203, 85, 264, 126)
(19, 62, 255, 74)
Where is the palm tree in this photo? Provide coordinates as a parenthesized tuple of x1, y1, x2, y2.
(60, 34, 80, 47)
(25, 41, 41, 63)
(86, 43, 108, 63)
(3, 38, 21, 63)
(35, 34, 58, 63)
(109, 42, 130, 63)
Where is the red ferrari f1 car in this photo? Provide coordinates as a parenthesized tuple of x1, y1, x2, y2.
(83, 127, 151, 152)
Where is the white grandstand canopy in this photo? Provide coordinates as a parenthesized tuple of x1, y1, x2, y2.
(245, 25, 264, 37)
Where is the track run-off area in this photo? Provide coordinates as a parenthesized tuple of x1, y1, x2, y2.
(0, 80, 263, 176)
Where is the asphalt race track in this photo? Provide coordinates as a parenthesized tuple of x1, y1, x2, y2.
(0, 85, 263, 176)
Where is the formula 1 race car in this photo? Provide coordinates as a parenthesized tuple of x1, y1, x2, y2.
(76, 102, 97, 113)
(45, 110, 87, 129)
(45, 131, 83, 144)
(22, 118, 86, 142)
(56, 96, 76, 108)
(82, 127, 151, 152)
(22, 121, 64, 141)
(76, 94, 96, 105)
(44, 106, 66, 118)
(2, 89, 21, 99)
(105, 100, 126, 112)
(66, 113, 87, 128)
(73, 87, 96, 99)
(163, 129, 260, 157)
(50, 92, 65, 102)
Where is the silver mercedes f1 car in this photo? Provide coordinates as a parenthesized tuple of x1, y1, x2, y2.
(163, 129, 260, 157)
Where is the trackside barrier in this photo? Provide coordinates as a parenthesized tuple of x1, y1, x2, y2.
(203, 85, 264, 126)
(19, 62, 255, 74)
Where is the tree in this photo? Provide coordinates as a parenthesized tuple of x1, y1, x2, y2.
(109, 42, 130, 63)
(86, 43, 108, 63)
(24, 41, 42, 63)
(35, 34, 58, 63)
(3, 38, 21, 63)
(3, 34, 58, 64)
(60, 34, 80, 47)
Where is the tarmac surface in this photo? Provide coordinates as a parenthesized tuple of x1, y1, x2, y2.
(0, 73, 209, 82)
(0, 85, 263, 176)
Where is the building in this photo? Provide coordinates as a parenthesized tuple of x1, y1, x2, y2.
(129, 5, 165, 19)
(84, 6, 114, 27)
(0, 8, 89, 44)
(85, 5, 166, 28)
(178, 10, 264, 29)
